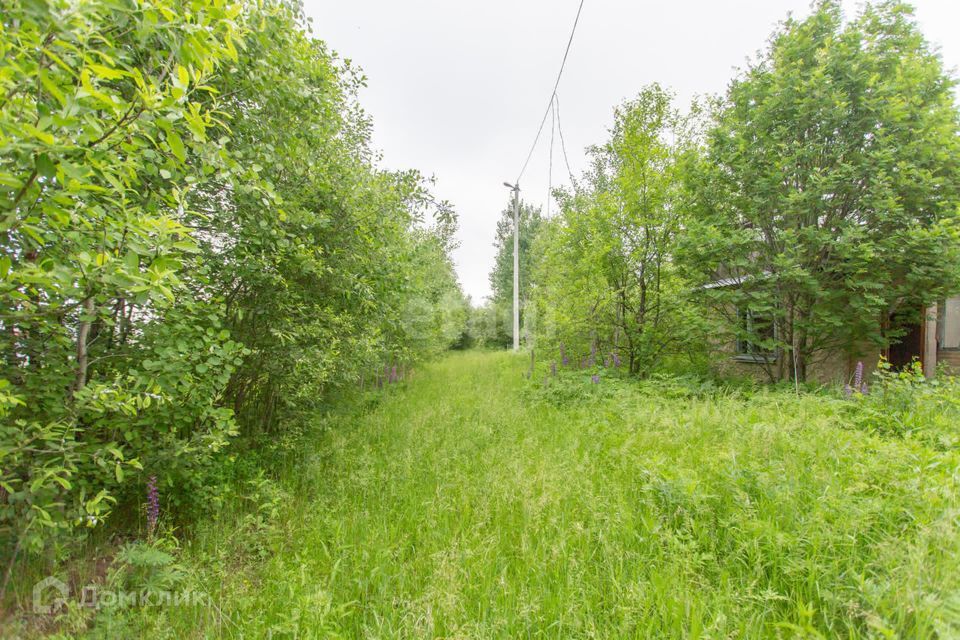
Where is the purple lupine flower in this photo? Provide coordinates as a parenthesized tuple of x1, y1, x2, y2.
(591, 374, 600, 384)
(146, 475, 159, 539)
(846, 361, 867, 397)
(560, 344, 569, 367)
(612, 352, 621, 368)
(550, 361, 557, 376)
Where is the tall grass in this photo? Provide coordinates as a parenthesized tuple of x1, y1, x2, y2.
(74, 352, 960, 638)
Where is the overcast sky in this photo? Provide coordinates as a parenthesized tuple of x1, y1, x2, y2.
(305, 1, 960, 303)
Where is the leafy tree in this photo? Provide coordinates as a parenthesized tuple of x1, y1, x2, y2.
(532, 85, 703, 373)
(0, 0, 245, 586)
(0, 0, 467, 590)
(681, 0, 960, 381)
(193, 3, 467, 432)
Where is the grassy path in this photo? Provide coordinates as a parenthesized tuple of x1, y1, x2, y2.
(97, 351, 959, 639)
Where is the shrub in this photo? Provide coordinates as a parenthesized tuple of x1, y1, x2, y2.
(524, 368, 621, 407)
(846, 360, 960, 449)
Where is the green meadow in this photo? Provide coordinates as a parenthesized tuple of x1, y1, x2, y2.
(79, 351, 960, 639)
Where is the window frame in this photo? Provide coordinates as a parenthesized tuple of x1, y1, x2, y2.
(734, 307, 778, 364)
(939, 296, 960, 351)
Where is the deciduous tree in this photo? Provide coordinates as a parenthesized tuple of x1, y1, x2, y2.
(681, 0, 960, 381)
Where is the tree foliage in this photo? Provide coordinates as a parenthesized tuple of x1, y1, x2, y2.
(0, 0, 466, 577)
(531, 85, 704, 374)
(518, 2, 960, 384)
(680, 0, 960, 381)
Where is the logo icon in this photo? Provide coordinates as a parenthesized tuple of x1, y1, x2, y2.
(32, 576, 69, 614)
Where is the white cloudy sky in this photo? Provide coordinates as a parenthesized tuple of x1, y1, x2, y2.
(305, 1, 960, 302)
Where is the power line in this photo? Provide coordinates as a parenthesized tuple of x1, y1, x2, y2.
(547, 96, 555, 217)
(554, 94, 576, 187)
(515, 0, 586, 184)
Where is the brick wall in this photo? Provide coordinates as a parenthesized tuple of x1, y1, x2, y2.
(938, 350, 960, 372)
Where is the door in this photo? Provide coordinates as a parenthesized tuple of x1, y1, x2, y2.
(887, 311, 924, 370)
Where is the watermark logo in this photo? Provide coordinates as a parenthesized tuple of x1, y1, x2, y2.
(31, 576, 209, 614)
(32, 576, 69, 614)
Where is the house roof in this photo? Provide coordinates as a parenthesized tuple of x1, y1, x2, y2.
(700, 271, 772, 289)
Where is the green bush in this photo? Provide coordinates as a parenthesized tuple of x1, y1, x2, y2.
(846, 360, 960, 450)
(0, 0, 469, 596)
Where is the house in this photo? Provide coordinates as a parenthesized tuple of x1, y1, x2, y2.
(725, 299, 960, 382)
(703, 273, 960, 382)
(902, 298, 960, 377)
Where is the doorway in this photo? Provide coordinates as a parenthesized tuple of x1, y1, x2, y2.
(887, 312, 924, 370)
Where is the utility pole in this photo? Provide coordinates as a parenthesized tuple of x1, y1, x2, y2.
(503, 182, 521, 351)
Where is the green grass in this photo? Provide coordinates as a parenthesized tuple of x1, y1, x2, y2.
(83, 351, 960, 638)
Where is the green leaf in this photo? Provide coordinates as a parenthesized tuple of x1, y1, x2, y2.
(22, 123, 54, 145)
(36, 154, 57, 179)
(123, 251, 140, 272)
(167, 130, 186, 163)
(88, 63, 126, 81)
(38, 70, 67, 108)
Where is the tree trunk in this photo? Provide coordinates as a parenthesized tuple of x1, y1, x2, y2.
(71, 296, 95, 396)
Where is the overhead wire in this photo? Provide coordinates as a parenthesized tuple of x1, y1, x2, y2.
(514, 0, 586, 185)
(553, 94, 576, 187)
(547, 96, 555, 217)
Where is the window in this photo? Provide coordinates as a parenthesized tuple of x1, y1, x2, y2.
(735, 308, 777, 362)
(940, 296, 960, 350)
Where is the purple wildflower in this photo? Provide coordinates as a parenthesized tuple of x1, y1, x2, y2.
(846, 361, 867, 397)
(591, 374, 600, 384)
(612, 352, 621, 368)
(146, 475, 159, 539)
(560, 344, 569, 367)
